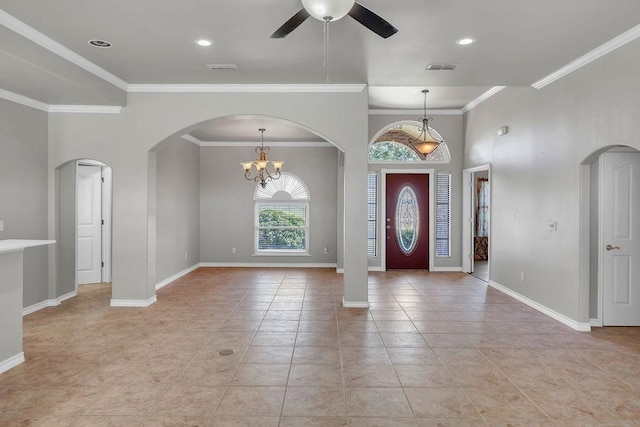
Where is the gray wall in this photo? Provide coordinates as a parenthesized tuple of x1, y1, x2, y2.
(200, 145, 339, 264)
(154, 138, 201, 282)
(463, 38, 640, 323)
(367, 114, 464, 269)
(48, 91, 370, 304)
(55, 161, 76, 297)
(0, 99, 49, 308)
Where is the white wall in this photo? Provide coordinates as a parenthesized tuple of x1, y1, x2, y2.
(463, 38, 640, 323)
(153, 137, 201, 283)
(0, 99, 50, 308)
(200, 145, 338, 265)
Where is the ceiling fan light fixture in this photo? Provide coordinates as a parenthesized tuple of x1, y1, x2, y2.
(302, 0, 355, 21)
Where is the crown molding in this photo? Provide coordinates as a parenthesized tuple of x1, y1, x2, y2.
(532, 23, 640, 89)
(181, 134, 202, 146)
(48, 105, 122, 113)
(0, 9, 128, 91)
(0, 88, 49, 112)
(182, 134, 331, 147)
(201, 141, 332, 147)
(368, 109, 463, 116)
(462, 86, 506, 113)
(0, 88, 123, 113)
(127, 84, 367, 93)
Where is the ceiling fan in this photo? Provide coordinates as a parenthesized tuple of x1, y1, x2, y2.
(271, 0, 398, 39)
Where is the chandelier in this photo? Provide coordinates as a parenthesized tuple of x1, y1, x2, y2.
(409, 89, 443, 155)
(241, 128, 284, 188)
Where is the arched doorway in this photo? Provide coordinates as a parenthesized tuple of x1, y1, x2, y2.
(147, 115, 343, 292)
(55, 159, 112, 300)
(581, 145, 640, 326)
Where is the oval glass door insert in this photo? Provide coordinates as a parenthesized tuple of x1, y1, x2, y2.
(395, 185, 419, 255)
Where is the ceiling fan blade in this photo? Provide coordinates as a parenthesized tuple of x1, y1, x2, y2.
(348, 2, 398, 38)
(271, 8, 311, 38)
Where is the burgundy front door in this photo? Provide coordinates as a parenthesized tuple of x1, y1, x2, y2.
(385, 174, 429, 269)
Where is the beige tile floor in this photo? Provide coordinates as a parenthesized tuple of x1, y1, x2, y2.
(2, 268, 640, 426)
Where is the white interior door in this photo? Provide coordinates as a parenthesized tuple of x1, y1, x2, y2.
(602, 152, 640, 326)
(77, 165, 103, 285)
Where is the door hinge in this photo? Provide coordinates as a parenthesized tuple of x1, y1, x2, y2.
(101, 219, 104, 225)
(101, 177, 104, 183)
(101, 262, 104, 267)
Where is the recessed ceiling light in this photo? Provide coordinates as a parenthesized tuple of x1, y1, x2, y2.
(196, 39, 213, 47)
(456, 37, 475, 46)
(88, 39, 112, 48)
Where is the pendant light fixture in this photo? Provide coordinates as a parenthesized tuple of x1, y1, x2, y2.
(409, 89, 443, 155)
(241, 128, 284, 188)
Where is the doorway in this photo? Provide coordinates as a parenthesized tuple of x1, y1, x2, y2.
(599, 151, 640, 325)
(380, 170, 434, 270)
(462, 165, 491, 281)
(76, 162, 111, 285)
(385, 174, 429, 269)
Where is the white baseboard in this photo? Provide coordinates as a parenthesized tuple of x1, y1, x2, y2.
(0, 352, 25, 374)
(489, 280, 591, 332)
(590, 318, 603, 327)
(22, 290, 78, 316)
(155, 263, 200, 290)
(110, 295, 157, 307)
(58, 290, 77, 303)
(200, 262, 337, 268)
(336, 267, 383, 274)
(342, 297, 369, 308)
(430, 266, 463, 272)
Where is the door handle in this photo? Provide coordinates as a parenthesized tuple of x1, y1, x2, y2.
(606, 244, 620, 251)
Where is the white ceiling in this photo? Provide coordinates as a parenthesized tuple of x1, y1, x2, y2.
(1, 1, 640, 140)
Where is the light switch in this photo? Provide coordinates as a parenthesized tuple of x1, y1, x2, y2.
(547, 220, 557, 231)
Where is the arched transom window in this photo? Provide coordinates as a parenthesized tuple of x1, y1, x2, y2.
(254, 173, 310, 254)
(368, 123, 451, 163)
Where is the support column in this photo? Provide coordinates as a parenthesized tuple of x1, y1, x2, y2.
(342, 147, 369, 307)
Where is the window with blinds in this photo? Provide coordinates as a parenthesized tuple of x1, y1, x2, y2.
(436, 172, 451, 257)
(256, 202, 308, 251)
(254, 173, 310, 254)
(367, 173, 377, 257)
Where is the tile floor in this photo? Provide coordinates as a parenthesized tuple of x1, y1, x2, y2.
(1, 268, 640, 426)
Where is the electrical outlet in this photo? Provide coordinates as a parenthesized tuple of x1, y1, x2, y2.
(184, 251, 188, 259)
(232, 248, 237, 254)
(0, 220, 4, 232)
(520, 272, 525, 282)
(323, 247, 328, 254)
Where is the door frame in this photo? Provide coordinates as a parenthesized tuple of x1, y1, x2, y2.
(380, 168, 435, 271)
(462, 164, 491, 276)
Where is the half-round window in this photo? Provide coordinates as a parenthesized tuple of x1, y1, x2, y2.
(368, 122, 451, 163)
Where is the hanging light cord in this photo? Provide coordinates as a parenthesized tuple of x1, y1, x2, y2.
(324, 17, 331, 83)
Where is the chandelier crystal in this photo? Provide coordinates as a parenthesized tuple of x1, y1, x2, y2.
(409, 89, 443, 155)
(241, 128, 284, 188)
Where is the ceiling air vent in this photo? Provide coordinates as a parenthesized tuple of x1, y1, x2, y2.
(426, 64, 456, 71)
(206, 64, 239, 71)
